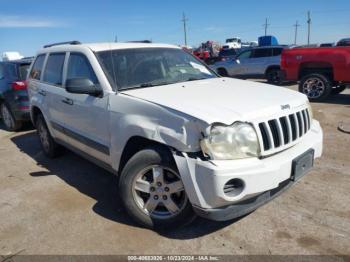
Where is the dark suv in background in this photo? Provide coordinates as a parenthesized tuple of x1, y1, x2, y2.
(0, 57, 33, 131)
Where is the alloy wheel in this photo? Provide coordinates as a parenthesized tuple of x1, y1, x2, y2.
(302, 78, 325, 98)
(132, 165, 187, 220)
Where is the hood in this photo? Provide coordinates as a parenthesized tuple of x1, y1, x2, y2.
(121, 78, 308, 125)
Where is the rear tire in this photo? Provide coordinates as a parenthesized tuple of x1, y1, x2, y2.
(266, 68, 282, 85)
(119, 145, 195, 229)
(36, 114, 62, 158)
(217, 68, 228, 77)
(331, 85, 347, 95)
(0, 103, 22, 131)
(299, 73, 332, 101)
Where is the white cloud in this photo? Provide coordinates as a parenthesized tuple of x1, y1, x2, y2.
(0, 15, 63, 28)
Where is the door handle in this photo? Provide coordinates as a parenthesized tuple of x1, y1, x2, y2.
(38, 90, 46, 96)
(62, 97, 74, 105)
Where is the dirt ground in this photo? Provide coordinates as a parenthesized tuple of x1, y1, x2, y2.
(0, 83, 349, 256)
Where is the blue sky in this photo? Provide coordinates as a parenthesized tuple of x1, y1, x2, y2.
(0, 0, 349, 56)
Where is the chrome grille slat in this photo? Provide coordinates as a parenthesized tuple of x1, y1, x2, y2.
(276, 119, 285, 146)
(257, 108, 312, 155)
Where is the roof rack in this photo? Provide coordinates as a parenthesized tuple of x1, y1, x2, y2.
(127, 40, 152, 43)
(43, 41, 81, 48)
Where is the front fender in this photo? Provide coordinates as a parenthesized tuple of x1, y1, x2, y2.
(108, 94, 207, 171)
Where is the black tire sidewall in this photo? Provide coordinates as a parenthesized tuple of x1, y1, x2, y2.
(36, 114, 60, 158)
(299, 73, 332, 101)
(267, 69, 282, 85)
(218, 68, 228, 77)
(118, 146, 195, 229)
(0, 102, 22, 131)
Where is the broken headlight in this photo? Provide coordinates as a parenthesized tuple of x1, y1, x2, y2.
(200, 122, 260, 160)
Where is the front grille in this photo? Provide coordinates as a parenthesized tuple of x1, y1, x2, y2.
(258, 108, 311, 154)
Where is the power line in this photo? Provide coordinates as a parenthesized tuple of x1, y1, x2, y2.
(181, 12, 188, 46)
(293, 20, 300, 45)
(307, 11, 311, 45)
(263, 18, 270, 36)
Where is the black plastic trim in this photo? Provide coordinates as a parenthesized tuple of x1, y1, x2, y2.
(51, 121, 110, 155)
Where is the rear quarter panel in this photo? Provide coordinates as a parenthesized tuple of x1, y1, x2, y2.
(281, 47, 350, 81)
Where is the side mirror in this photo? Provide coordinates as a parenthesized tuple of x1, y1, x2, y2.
(65, 78, 102, 96)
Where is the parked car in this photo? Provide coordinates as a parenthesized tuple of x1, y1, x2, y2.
(204, 48, 239, 65)
(0, 57, 33, 131)
(212, 46, 286, 84)
(336, 38, 350, 46)
(281, 46, 350, 101)
(28, 41, 323, 229)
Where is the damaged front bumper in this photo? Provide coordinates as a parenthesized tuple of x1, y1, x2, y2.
(173, 120, 323, 221)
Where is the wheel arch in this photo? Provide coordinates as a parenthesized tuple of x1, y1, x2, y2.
(30, 105, 43, 126)
(298, 62, 334, 81)
(265, 65, 281, 77)
(118, 136, 175, 175)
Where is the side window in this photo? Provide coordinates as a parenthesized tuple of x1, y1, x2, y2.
(252, 48, 272, 58)
(29, 55, 45, 80)
(43, 53, 65, 86)
(273, 48, 283, 56)
(238, 50, 252, 59)
(67, 53, 98, 84)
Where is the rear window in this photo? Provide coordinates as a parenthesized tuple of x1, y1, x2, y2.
(19, 64, 30, 80)
(43, 53, 65, 86)
(30, 55, 46, 80)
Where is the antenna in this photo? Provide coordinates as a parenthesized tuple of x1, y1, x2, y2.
(181, 12, 188, 46)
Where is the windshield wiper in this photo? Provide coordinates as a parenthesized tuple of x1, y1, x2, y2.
(120, 81, 177, 91)
(184, 77, 207, 82)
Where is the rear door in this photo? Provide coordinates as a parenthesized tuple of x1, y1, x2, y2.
(246, 48, 273, 75)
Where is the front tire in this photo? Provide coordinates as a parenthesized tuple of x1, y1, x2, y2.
(0, 103, 22, 131)
(36, 114, 62, 158)
(217, 68, 228, 77)
(119, 146, 195, 229)
(299, 73, 332, 101)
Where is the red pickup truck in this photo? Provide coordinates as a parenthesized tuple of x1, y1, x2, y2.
(281, 47, 350, 101)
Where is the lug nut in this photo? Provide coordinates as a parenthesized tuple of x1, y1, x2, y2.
(164, 187, 169, 192)
(150, 187, 155, 192)
(157, 182, 162, 187)
(162, 195, 167, 200)
(154, 195, 159, 200)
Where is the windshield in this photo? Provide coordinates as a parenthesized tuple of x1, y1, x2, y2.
(97, 48, 216, 90)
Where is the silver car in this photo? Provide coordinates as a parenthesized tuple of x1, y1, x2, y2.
(212, 46, 285, 84)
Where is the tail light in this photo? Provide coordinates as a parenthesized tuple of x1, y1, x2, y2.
(12, 81, 27, 91)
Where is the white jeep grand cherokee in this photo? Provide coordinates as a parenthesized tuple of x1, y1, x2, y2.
(28, 41, 323, 229)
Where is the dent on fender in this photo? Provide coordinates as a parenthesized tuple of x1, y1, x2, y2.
(108, 94, 208, 171)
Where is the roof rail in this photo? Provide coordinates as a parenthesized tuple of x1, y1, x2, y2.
(43, 41, 81, 48)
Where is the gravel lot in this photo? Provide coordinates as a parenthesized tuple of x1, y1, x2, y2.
(0, 83, 349, 256)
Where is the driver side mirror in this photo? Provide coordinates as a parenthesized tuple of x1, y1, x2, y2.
(65, 78, 102, 96)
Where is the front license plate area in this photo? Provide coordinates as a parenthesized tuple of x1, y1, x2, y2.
(291, 149, 314, 181)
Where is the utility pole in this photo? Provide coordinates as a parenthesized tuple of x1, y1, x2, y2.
(263, 18, 270, 36)
(181, 12, 188, 46)
(293, 21, 300, 45)
(114, 35, 118, 42)
(307, 11, 311, 45)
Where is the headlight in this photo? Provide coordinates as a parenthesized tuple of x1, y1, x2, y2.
(200, 122, 260, 160)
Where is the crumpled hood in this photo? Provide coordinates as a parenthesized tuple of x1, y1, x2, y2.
(121, 78, 308, 125)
